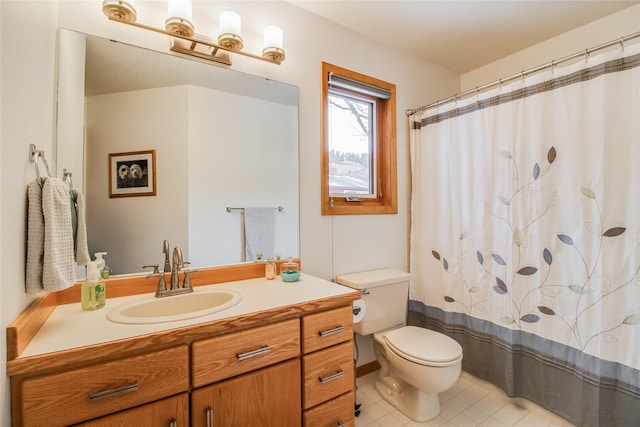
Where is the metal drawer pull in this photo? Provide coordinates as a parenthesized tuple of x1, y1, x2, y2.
(319, 325, 344, 337)
(88, 382, 138, 401)
(237, 345, 270, 361)
(169, 419, 177, 427)
(206, 407, 214, 427)
(319, 370, 345, 383)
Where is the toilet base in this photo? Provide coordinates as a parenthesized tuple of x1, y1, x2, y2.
(374, 375, 441, 422)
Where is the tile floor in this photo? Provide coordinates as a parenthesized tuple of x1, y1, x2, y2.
(355, 371, 576, 427)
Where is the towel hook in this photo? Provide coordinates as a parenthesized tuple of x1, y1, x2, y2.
(63, 168, 74, 188)
(29, 144, 52, 187)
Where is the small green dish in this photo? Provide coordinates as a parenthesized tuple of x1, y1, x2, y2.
(281, 270, 300, 282)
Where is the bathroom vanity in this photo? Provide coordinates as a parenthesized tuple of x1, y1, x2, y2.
(6, 263, 359, 426)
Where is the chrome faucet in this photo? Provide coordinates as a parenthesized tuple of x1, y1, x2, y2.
(145, 243, 193, 298)
(162, 240, 171, 273)
(170, 247, 183, 290)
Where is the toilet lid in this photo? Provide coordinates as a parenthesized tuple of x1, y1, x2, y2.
(384, 326, 462, 365)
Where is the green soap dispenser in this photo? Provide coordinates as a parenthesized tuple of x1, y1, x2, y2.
(81, 261, 106, 311)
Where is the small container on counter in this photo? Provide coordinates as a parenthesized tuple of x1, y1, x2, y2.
(280, 257, 300, 282)
(265, 257, 276, 280)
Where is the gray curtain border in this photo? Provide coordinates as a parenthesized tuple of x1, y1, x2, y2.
(409, 300, 640, 426)
(413, 52, 640, 129)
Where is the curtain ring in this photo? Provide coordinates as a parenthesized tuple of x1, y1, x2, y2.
(585, 48, 590, 61)
(620, 36, 625, 52)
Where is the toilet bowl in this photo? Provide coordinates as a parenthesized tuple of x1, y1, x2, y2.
(373, 326, 462, 421)
(335, 269, 464, 422)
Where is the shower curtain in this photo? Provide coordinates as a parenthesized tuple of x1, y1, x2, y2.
(408, 42, 640, 426)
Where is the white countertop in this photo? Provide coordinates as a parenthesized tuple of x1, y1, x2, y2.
(20, 274, 356, 358)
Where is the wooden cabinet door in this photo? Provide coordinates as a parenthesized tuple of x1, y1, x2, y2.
(191, 359, 301, 427)
(73, 393, 189, 427)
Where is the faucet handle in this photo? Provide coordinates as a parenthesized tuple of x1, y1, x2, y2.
(144, 264, 168, 296)
(143, 264, 160, 274)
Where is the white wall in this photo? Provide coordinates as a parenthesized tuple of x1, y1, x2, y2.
(187, 86, 299, 266)
(56, 29, 86, 190)
(1, 2, 59, 426)
(461, 4, 640, 91)
(85, 86, 189, 275)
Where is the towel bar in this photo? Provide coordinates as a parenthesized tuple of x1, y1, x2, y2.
(226, 206, 284, 212)
(29, 144, 52, 187)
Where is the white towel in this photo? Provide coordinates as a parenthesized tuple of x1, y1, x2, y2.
(24, 177, 76, 292)
(41, 178, 76, 291)
(25, 179, 44, 293)
(244, 207, 275, 261)
(71, 188, 90, 266)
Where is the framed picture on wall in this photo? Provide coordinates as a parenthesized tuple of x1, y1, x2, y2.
(109, 150, 156, 198)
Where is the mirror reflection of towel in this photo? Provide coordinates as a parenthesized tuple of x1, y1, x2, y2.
(244, 207, 275, 261)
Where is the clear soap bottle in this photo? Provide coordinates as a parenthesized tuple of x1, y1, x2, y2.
(81, 261, 106, 311)
(265, 257, 276, 280)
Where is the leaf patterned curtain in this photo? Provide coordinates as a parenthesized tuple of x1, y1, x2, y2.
(409, 42, 640, 425)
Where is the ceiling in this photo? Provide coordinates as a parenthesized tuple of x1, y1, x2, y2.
(290, 1, 639, 74)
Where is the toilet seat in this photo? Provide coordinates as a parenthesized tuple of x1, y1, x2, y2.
(382, 326, 462, 367)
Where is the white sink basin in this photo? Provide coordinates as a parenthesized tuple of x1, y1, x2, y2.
(106, 289, 242, 324)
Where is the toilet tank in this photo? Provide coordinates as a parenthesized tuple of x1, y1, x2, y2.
(336, 269, 411, 336)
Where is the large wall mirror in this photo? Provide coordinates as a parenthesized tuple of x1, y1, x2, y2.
(57, 29, 299, 277)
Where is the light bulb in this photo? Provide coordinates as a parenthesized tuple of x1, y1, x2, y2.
(262, 25, 285, 62)
(218, 11, 243, 50)
(165, 0, 194, 37)
(264, 25, 283, 49)
(168, 0, 192, 21)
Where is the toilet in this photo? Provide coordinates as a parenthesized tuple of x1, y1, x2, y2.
(336, 269, 463, 422)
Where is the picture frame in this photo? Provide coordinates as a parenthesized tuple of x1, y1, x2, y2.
(108, 150, 156, 198)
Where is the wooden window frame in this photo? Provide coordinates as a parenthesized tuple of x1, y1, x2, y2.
(321, 62, 397, 215)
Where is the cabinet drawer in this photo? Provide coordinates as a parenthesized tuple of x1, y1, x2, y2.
(303, 391, 355, 427)
(302, 306, 353, 354)
(192, 318, 300, 387)
(72, 393, 189, 426)
(20, 345, 189, 427)
(303, 341, 354, 409)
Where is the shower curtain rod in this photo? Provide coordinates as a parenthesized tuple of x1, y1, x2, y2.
(406, 30, 640, 117)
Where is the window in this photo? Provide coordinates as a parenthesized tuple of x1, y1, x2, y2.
(321, 62, 397, 215)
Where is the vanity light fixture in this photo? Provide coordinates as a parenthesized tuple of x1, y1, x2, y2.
(101, 0, 285, 66)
